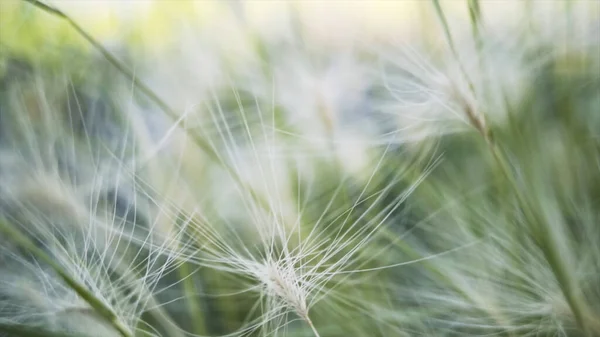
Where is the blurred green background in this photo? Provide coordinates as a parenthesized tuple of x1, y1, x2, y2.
(1, 1, 599, 337)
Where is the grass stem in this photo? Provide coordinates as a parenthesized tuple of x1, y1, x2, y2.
(0, 217, 134, 337)
(431, 1, 593, 334)
(304, 315, 321, 337)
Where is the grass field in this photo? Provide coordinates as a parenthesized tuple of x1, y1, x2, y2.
(0, 1, 599, 336)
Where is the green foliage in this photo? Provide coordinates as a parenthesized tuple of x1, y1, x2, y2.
(1, 1, 599, 336)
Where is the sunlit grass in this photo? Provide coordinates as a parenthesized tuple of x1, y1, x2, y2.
(1, 1, 599, 336)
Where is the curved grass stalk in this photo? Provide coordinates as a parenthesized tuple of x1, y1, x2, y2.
(19, 0, 224, 171)
(304, 315, 321, 337)
(0, 217, 134, 337)
(430, 1, 595, 335)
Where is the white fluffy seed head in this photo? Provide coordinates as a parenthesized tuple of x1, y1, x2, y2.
(258, 259, 309, 319)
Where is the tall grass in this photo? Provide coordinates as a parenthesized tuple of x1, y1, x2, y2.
(1, 0, 599, 336)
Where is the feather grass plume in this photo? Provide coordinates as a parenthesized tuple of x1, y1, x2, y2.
(1, 0, 599, 336)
